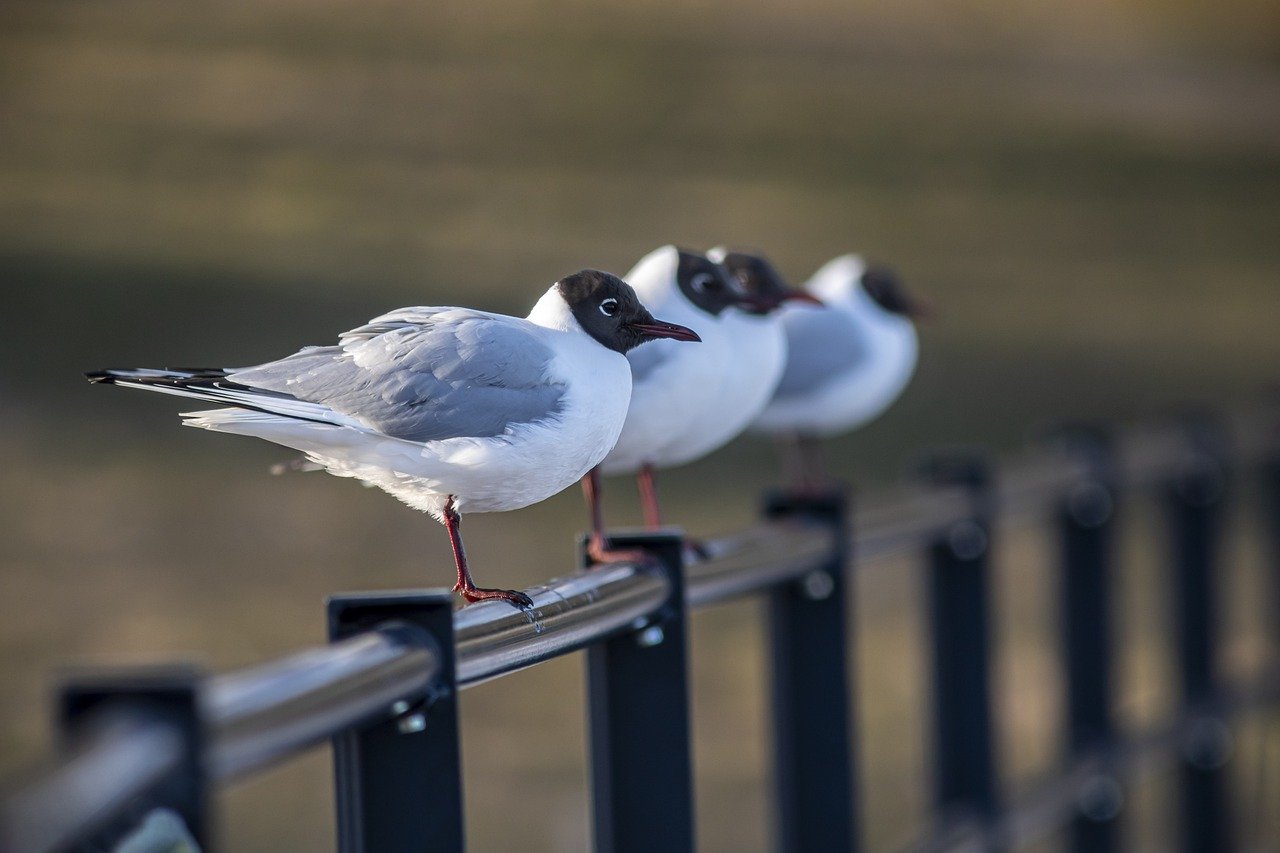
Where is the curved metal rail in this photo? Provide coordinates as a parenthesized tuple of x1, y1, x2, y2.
(208, 624, 440, 781)
(2, 411, 1275, 852)
(0, 711, 186, 853)
(687, 520, 835, 607)
(455, 560, 670, 686)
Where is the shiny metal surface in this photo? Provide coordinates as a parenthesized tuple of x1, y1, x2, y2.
(905, 670, 1280, 851)
(0, 711, 185, 853)
(856, 487, 971, 562)
(686, 521, 835, 607)
(206, 625, 439, 781)
(4, 413, 1274, 852)
(455, 561, 670, 686)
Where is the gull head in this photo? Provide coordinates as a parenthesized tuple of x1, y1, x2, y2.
(713, 249, 823, 315)
(859, 265, 932, 320)
(673, 249, 748, 317)
(557, 269, 701, 354)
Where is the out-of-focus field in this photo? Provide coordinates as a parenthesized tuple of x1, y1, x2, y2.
(1, 0, 1278, 849)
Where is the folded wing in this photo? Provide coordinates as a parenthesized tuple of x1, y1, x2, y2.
(772, 308, 869, 401)
(230, 308, 567, 442)
(91, 308, 568, 444)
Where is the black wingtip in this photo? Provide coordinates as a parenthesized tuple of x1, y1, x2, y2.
(85, 370, 116, 384)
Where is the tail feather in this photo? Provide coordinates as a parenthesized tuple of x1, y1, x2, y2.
(86, 367, 363, 430)
(90, 367, 448, 486)
(86, 367, 232, 385)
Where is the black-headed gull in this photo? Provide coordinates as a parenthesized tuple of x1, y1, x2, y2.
(87, 270, 700, 608)
(675, 248, 819, 469)
(582, 246, 748, 556)
(748, 254, 929, 488)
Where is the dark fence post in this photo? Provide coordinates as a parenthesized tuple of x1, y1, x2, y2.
(328, 590, 461, 853)
(60, 664, 206, 849)
(1262, 434, 1280, 658)
(1163, 423, 1234, 853)
(764, 488, 857, 853)
(1053, 428, 1123, 852)
(583, 530, 695, 853)
(921, 455, 1000, 830)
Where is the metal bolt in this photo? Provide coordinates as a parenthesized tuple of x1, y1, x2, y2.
(397, 713, 427, 735)
(1076, 774, 1124, 822)
(948, 520, 988, 560)
(637, 625, 665, 647)
(801, 570, 835, 601)
(1068, 482, 1113, 528)
(1183, 716, 1233, 770)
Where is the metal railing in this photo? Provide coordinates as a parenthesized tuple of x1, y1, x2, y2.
(1, 411, 1277, 852)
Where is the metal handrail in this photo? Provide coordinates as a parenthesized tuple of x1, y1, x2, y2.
(208, 624, 440, 781)
(456, 560, 670, 686)
(687, 520, 835, 607)
(0, 627, 439, 852)
(0, 710, 186, 853)
(2, 412, 1275, 852)
(905, 668, 1280, 852)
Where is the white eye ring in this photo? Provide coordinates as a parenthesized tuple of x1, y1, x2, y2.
(690, 272, 717, 293)
(599, 297, 620, 317)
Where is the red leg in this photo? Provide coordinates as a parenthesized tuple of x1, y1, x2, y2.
(637, 463, 662, 529)
(443, 496, 533, 609)
(636, 463, 712, 560)
(799, 435, 830, 495)
(781, 434, 830, 497)
(580, 469, 650, 566)
(582, 467, 608, 555)
(779, 434, 806, 490)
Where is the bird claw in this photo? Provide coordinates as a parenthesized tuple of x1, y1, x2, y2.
(454, 583, 534, 610)
(586, 535, 653, 567)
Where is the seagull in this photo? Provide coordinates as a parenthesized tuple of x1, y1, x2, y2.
(748, 254, 929, 490)
(583, 246, 748, 555)
(87, 270, 700, 609)
(670, 248, 820, 470)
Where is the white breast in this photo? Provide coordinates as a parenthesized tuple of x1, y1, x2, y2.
(661, 311, 787, 467)
(600, 294, 734, 474)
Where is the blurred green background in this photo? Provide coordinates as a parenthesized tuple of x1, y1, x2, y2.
(1, 0, 1278, 849)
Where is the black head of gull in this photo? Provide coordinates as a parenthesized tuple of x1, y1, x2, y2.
(674, 249, 747, 316)
(715, 250, 823, 315)
(557, 269, 701, 353)
(860, 266, 932, 319)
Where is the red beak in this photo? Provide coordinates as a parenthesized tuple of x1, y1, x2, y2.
(784, 289, 824, 306)
(629, 320, 702, 342)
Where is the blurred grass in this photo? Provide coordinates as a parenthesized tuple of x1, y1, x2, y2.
(1, 0, 1278, 849)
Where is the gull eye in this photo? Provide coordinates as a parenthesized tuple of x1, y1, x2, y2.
(690, 272, 721, 294)
(599, 297, 620, 317)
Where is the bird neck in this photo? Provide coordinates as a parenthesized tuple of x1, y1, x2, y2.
(852, 290, 917, 353)
(805, 254, 865, 303)
(526, 287, 582, 334)
(622, 246, 680, 308)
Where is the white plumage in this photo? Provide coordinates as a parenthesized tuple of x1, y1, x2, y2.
(752, 254, 921, 438)
(89, 270, 700, 607)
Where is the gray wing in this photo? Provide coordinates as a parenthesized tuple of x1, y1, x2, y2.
(335, 307, 455, 345)
(230, 309, 566, 443)
(772, 308, 869, 400)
